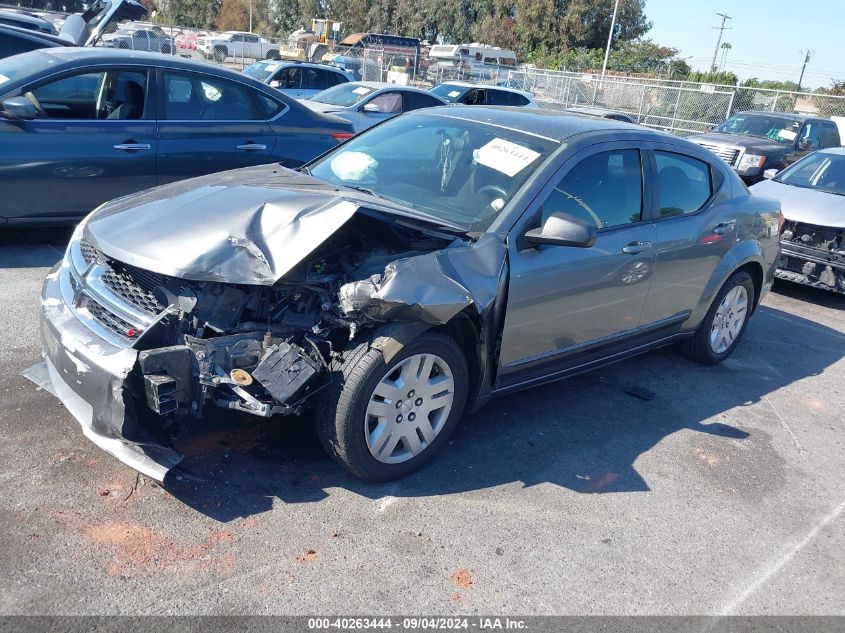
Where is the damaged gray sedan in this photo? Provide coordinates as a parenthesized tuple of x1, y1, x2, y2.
(39, 107, 782, 482)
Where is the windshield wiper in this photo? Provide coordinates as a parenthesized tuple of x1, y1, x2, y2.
(343, 184, 383, 199)
(298, 165, 312, 176)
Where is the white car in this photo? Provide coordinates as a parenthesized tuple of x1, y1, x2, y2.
(429, 82, 536, 107)
(197, 31, 280, 62)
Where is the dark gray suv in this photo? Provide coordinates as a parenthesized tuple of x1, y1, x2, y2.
(38, 107, 782, 483)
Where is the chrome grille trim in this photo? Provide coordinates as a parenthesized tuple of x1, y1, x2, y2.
(691, 141, 744, 167)
(64, 239, 169, 348)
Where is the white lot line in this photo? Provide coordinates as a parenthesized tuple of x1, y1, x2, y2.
(761, 393, 805, 455)
(719, 498, 845, 615)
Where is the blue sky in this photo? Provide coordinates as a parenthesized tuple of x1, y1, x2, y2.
(644, 0, 844, 89)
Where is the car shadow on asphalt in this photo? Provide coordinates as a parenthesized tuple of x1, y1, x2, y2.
(163, 301, 845, 522)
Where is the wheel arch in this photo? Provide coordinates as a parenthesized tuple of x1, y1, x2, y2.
(687, 239, 766, 328)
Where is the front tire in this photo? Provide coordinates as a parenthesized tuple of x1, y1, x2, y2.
(316, 331, 469, 481)
(213, 46, 228, 62)
(678, 271, 755, 365)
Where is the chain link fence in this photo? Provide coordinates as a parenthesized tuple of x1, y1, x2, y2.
(2, 3, 844, 137)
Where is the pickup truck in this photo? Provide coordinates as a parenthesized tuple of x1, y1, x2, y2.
(197, 31, 280, 62)
(689, 111, 842, 184)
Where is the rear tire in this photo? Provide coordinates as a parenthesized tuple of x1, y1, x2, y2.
(213, 46, 227, 62)
(316, 332, 469, 481)
(266, 50, 280, 60)
(678, 271, 755, 365)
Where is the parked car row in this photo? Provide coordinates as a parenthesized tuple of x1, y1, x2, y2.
(0, 48, 354, 224)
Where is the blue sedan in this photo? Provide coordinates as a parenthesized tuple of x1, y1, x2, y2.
(299, 81, 447, 132)
(0, 47, 355, 225)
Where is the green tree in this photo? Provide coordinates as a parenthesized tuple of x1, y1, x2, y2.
(562, 0, 650, 50)
(160, 0, 220, 29)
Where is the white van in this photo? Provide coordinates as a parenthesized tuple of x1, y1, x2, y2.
(427, 43, 517, 81)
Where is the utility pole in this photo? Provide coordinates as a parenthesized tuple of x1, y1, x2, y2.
(601, 0, 621, 78)
(797, 50, 813, 93)
(249, 0, 253, 32)
(710, 13, 732, 73)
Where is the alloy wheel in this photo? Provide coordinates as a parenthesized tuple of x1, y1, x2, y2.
(710, 285, 748, 354)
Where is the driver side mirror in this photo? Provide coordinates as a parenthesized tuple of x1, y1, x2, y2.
(362, 103, 380, 112)
(524, 211, 597, 248)
(797, 139, 813, 151)
(1, 97, 37, 121)
(763, 168, 779, 180)
(269, 80, 282, 89)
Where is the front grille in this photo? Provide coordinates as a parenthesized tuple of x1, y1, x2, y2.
(695, 142, 740, 167)
(84, 298, 136, 342)
(77, 239, 166, 315)
(101, 265, 164, 314)
(79, 238, 98, 265)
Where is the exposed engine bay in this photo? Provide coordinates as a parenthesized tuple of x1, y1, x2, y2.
(778, 220, 845, 293)
(112, 212, 456, 421)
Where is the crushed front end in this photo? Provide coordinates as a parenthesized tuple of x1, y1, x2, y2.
(777, 220, 845, 294)
(38, 203, 481, 481)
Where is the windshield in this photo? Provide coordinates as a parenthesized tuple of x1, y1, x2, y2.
(430, 83, 466, 103)
(242, 61, 281, 82)
(307, 112, 560, 231)
(310, 83, 374, 106)
(713, 114, 802, 144)
(775, 152, 845, 196)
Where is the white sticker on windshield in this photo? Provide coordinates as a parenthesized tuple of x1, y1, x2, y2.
(264, 63, 281, 71)
(0, 74, 9, 85)
(448, 90, 461, 97)
(778, 129, 797, 141)
(473, 138, 541, 177)
(330, 151, 378, 181)
(353, 86, 371, 95)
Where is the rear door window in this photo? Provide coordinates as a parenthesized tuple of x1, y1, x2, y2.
(820, 122, 839, 148)
(654, 151, 712, 217)
(404, 91, 445, 110)
(303, 68, 329, 92)
(163, 72, 258, 120)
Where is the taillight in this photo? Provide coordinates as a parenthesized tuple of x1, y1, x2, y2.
(778, 210, 785, 234)
(332, 132, 354, 142)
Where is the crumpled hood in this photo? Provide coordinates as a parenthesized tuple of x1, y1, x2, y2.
(751, 179, 845, 228)
(690, 132, 789, 155)
(84, 164, 363, 285)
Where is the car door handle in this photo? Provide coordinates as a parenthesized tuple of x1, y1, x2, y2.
(622, 241, 652, 254)
(713, 221, 735, 235)
(236, 143, 267, 151)
(113, 143, 151, 152)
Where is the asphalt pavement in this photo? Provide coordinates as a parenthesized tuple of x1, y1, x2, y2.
(0, 228, 843, 615)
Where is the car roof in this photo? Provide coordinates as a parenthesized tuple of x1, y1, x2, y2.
(418, 105, 660, 141)
(565, 106, 622, 116)
(735, 110, 812, 121)
(345, 81, 436, 93)
(818, 147, 845, 156)
(7, 47, 277, 89)
(0, 9, 54, 29)
(436, 81, 533, 98)
(0, 23, 66, 46)
(252, 60, 347, 72)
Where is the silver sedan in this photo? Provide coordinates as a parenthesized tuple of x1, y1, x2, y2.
(299, 81, 447, 132)
(751, 147, 845, 294)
